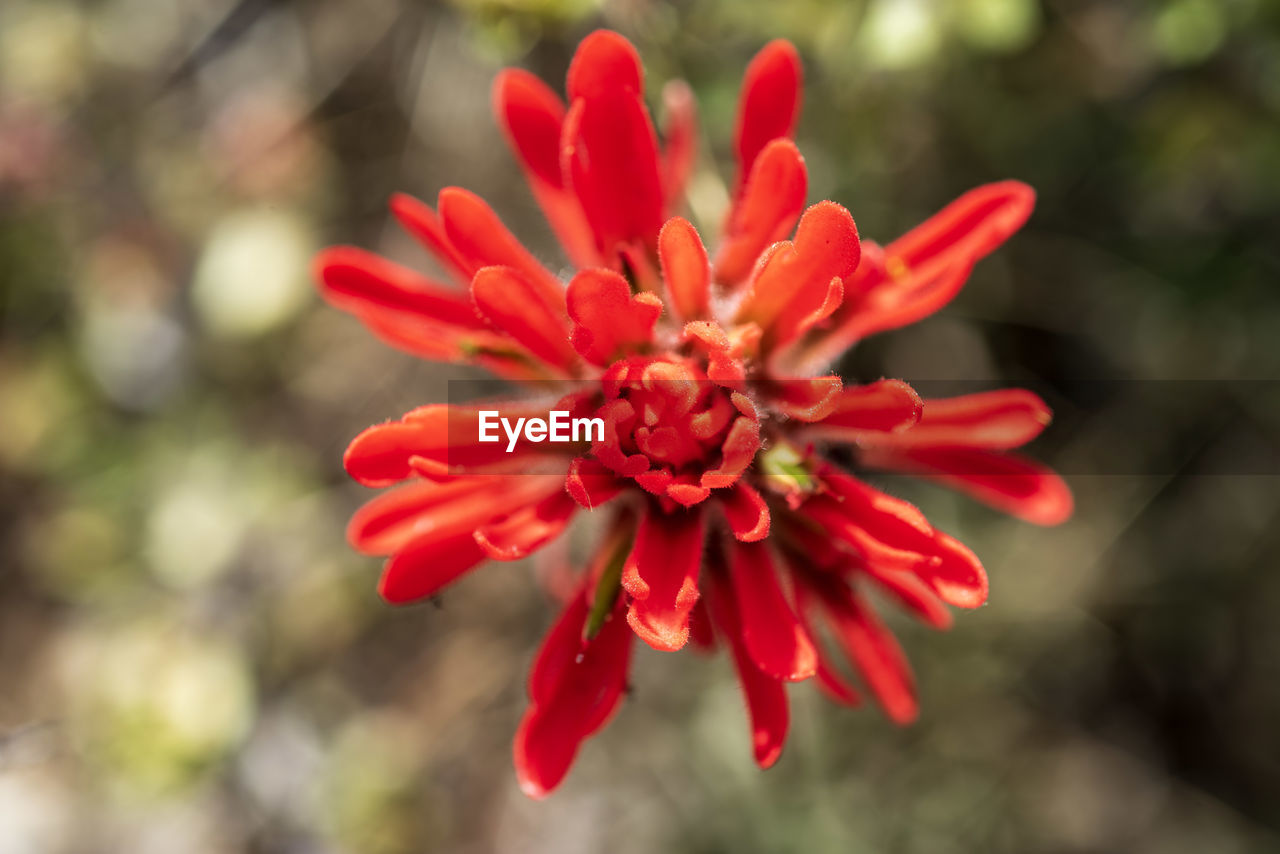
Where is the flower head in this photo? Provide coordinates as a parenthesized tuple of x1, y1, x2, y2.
(315, 30, 1072, 798)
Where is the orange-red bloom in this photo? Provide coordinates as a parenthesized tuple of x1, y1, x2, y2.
(315, 30, 1072, 798)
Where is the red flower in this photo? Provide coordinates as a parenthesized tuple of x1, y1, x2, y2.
(315, 30, 1072, 798)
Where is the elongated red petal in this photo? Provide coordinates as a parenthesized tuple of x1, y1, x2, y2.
(658, 217, 710, 322)
(492, 68, 565, 189)
(660, 79, 698, 206)
(733, 39, 802, 192)
(492, 70, 601, 269)
(862, 446, 1073, 526)
(388, 194, 475, 284)
(347, 477, 523, 554)
(472, 266, 577, 373)
(736, 202, 859, 352)
(566, 269, 662, 365)
(834, 181, 1035, 342)
(567, 29, 643, 100)
(817, 580, 918, 725)
(766, 375, 843, 422)
(562, 32, 665, 255)
(565, 457, 625, 509)
(377, 529, 487, 604)
(869, 566, 954, 629)
(805, 379, 923, 439)
(437, 187, 564, 306)
(708, 572, 789, 768)
(474, 490, 577, 561)
(716, 138, 807, 286)
(314, 247, 483, 329)
(515, 586, 632, 798)
(720, 482, 771, 542)
(621, 506, 704, 651)
(868, 389, 1052, 450)
(729, 542, 817, 681)
(344, 405, 570, 484)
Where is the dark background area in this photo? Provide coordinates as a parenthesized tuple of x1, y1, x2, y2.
(2, 0, 1279, 851)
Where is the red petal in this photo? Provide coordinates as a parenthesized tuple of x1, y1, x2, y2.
(869, 569, 954, 629)
(716, 138, 807, 286)
(492, 69, 565, 189)
(377, 529, 487, 604)
(863, 446, 1073, 526)
(567, 30, 643, 100)
(492, 70, 601, 269)
(700, 415, 761, 490)
(347, 477, 537, 554)
(836, 181, 1035, 341)
(658, 217, 710, 322)
(708, 572, 789, 768)
(660, 79, 698, 206)
(437, 187, 564, 305)
(805, 379, 924, 439)
(474, 490, 577, 561)
(562, 36, 665, 255)
(565, 457, 625, 509)
(621, 506, 704, 651)
(344, 404, 570, 484)
(720, 482, 771, 542)
(766, 375, 843, 422)
(472, 266, 577, 373)
(733, 39, 802, 193)
(816, 579, 918, 725)
(515, 585, 632, 798)
(314, 246, 483, 330)
(735, 202, 859, 352)
(917, 530, 988, 609)
(867, 389, 1052, 450)
(566, 269, 662, 365)
(730, 542, 818, 681)
(388, 194, 475, 284)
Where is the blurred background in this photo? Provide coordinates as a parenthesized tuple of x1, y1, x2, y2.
(2, 0, 1280, 851)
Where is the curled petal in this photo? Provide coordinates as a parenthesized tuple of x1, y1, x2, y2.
(734, 39, 802, 192)
(565, 457, 625, 509)
(700, 415, 762, 490)
(716, 138, 807, 287)
(622, 506, 704, 651)
(658, 217, 711, 322)
(566, 269, 662, 365)
(720, 482, 771, 542)
(736, 202, 859, 352)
